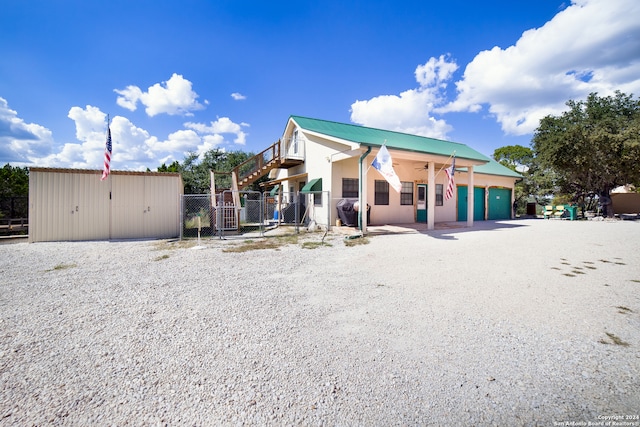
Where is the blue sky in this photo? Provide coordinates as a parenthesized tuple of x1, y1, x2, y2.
(1, 0, 639, 171)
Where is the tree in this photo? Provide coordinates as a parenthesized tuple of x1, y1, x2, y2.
(532, 91, 640, 216)
(156, 149, 259, 194)
(157, 161, 181, 173)
(0, 164, 29, 219)
(492, 145, 556, 214)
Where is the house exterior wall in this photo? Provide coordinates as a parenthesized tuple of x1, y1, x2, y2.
(29, 168, 183, 242)
(365, 156, 456, 225)
(455, 172, 518, 220)
(275, 119, 519, 226)
(299, 133, 347, 225)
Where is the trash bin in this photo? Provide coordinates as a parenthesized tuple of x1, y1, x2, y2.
(567, 205, 578, 221)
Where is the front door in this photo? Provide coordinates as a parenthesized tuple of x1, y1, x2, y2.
(417, 184, 427, 222)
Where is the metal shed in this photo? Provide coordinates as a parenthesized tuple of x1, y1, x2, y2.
(29, 168, 183, 242)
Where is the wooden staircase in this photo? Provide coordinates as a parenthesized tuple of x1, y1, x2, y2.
(231, 139, 303, 189)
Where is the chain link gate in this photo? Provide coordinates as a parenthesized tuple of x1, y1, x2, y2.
(181, 190, 331, 240)
(218, 190, 264, 239)
(264, 191, 331, 232)
(181, 194, 215, 239)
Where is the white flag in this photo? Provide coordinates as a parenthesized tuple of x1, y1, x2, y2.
(372, 145, 402, 193)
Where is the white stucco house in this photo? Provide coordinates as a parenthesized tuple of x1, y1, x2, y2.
(232, 116, 522, 233)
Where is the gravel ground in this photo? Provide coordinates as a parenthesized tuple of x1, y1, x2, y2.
(1, 219, 639, 426)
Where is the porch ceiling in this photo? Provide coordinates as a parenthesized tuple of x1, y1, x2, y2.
(260, 172, 308, 187)
(387, 149, 486, 168)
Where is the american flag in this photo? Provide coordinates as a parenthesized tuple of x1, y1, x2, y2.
(444, 155, 456, 200)
(100, 126, 112, 181)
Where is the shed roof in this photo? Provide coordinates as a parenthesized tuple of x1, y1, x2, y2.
(29, 167, 182, 178)
(290, 115, 490, 163)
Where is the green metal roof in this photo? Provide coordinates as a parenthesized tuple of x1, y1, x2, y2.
(290, 115, 491, 162)
(300, 178, 322, 193)
(458, 158, 523, 178)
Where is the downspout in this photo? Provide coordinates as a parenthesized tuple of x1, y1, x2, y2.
(358, 145, 371, 231)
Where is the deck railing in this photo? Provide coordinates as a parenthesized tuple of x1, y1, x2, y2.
(233, 140, 281, 186)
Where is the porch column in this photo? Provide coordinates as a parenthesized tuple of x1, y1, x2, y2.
(428, 161, 435, 230)
(467, 165, 474, 227)
(361, 164, 368, 233)
(358, 147, 371, 234)
(510, 186, 515, 219)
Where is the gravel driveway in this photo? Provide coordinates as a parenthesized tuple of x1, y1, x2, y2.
(1, 219, 639, 426)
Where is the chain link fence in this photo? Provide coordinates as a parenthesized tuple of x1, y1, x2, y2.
(267, 191, 331, 231)
(180, 194, 214, 239)
(181, 190, 332, 240)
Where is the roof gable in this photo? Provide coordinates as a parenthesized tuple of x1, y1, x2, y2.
(289, 115, 490, 163)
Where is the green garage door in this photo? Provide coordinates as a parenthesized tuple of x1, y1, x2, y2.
(457, 186, 485, 221)
(488, 188, 512, 220)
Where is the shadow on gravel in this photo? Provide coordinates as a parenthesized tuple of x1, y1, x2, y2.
(367, 220, 531, 240)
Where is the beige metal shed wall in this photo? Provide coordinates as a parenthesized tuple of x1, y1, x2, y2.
(143, 174, 182, 238)
(111, 174, 145, 239)
(29, 169, 110, 242)
(111, 174, 182, 239)
(29, 168, 183, 242)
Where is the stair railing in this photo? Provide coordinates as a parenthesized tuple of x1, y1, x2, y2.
(232, 140, 281, 187)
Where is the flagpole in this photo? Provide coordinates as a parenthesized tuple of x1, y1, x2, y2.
(433, 150, 456, 179)
(107, 114, 113, 240)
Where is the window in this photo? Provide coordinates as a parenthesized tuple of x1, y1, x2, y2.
(400, 182, 413, 205)
(436, 184, 444, 206)
(342, 178, 359, 198)
(375, 180, 389, 205)
(292, 129, 299, 154)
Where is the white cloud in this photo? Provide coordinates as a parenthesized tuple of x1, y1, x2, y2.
(0, 97, 54, 164)
(231, 92, 246, 100)
(444, 0, 640, 135)
(114, 73, 205, 117)
(184, 117, 249, 145)
(114, 85, 142, 111)
(350, 55, 457, 140)
(0, 97, 257, 171)
(146, 129, 201, 155)
(28, 105, 110, 169)
(68, 105, 107, 142)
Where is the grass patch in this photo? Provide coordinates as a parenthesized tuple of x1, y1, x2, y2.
(154, 254, 170, 261)
(46, 263, 77, 272)
(616, 306, 633, 314)
(563, 273, 576, 277)
(344, 236, 370, 247)
(631, 279, 640, 283)
(153, 239, 198, 250)
(301, 241, 332, 249)
(571, 270, 586, 275)
(604, 332, 630, 347)
(222, 234, 300, 253)
(584, 265, 597, 270)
